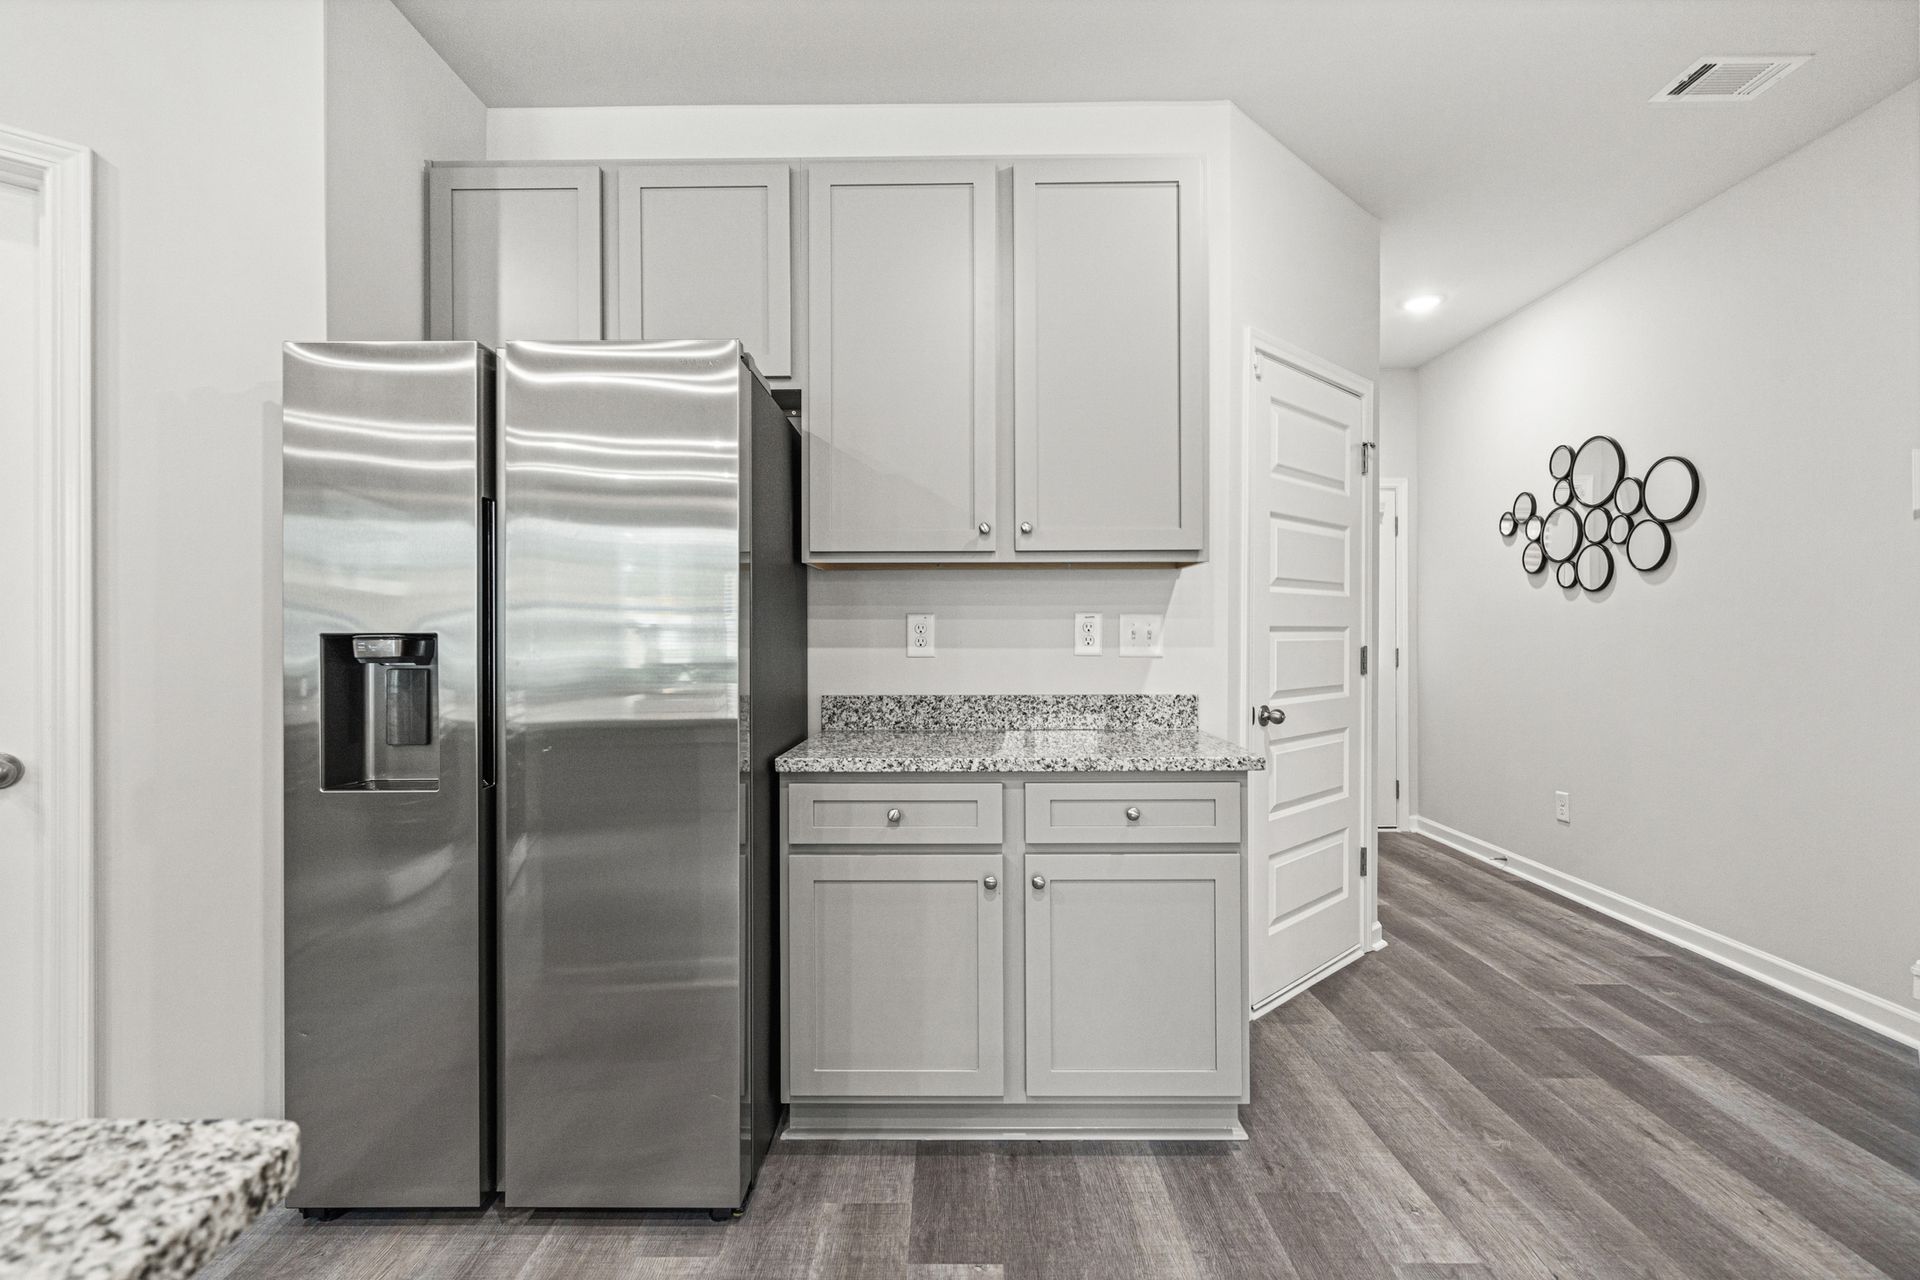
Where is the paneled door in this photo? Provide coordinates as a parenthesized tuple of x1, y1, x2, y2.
(428, 164, 602, 346)
(612, 164, 791, 376)
(1024, 851, 1242, 1097)
(1245, 340, 1373, 1014)
(787, 853, 1005, 1098)
(807, 160, 997, 554)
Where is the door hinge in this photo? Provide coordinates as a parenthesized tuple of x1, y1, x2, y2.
(1395, 780, 1401, 800)
(1360, 441, 1374, 475)
(1395, 515, 1399, 535)
(1360, 845, 1369, 877)
(1395, 647, 1400, 669)
(1360, 644, 1368, 676)
(1253, 355, 1262, 380)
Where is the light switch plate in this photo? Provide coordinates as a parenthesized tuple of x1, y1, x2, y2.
(1119, 614, 1163, 657)
(1073, 613, 1102, 656)
(906, 613, 935, 657)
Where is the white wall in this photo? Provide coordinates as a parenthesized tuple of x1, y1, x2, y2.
(324, 0, 485, 339)
(1415, 83, 1920, 1020)
(0, 0, 327, 1116)
(489, 102, 1378, 739)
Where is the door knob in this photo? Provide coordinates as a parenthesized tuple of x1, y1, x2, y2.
(886, 808, 901, 824)
(983, 874, 998, 890)
(1031, 874, 1047, 890)
(0, 754, 20, 789)
(1254, 705, 1285, 727)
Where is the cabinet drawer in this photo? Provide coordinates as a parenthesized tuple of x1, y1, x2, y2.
(788, 782, 1004, 845)
(1024, 782, 1240, 845)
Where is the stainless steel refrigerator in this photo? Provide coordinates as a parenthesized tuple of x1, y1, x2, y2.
(281, 338, 804, 1212)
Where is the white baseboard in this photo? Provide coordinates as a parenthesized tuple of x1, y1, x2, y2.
(1406, 816, 1920, 1053)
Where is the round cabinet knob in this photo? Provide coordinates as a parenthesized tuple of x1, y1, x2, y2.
(886, 808, 901, 824)
(1019, 522, 1033, 535)
(978, 521, 991, 535)
(983, 874, 998, 890)
(1031, 874, 1047, 890)
(1125, 806, 1141, 823)
(0, 753, 21, 790)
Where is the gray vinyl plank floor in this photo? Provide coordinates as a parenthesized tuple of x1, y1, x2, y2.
(202, 833, 1920, 1279)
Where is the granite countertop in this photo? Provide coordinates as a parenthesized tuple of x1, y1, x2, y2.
(0, 1119, 298, 1280)
(775, 694, 1265, 774)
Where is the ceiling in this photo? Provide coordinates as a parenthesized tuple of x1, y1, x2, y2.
(392, 0, 1919, 367)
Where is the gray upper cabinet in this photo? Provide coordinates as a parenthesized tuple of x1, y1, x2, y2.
(428, 165, 602, 345)
(1024, 850, 1241, 1098)
(786, 853, 1006, 1099)
(611, 164, 792, 377)
(806, 160, 998, 555)
(1012, 158, 1206, 555)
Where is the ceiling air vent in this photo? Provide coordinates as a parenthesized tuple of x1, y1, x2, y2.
(1652, 55, 1810, 104)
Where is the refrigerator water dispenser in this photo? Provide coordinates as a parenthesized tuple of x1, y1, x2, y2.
(320, 633, 440, 790)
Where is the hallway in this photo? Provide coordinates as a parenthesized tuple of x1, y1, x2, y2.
(207, 832, 1920, 1278)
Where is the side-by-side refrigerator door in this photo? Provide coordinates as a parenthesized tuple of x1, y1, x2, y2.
(497, 339, 746, 1209)
(282, 341, 492, 1209)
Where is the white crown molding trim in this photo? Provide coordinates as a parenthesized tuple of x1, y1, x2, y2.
(0, 123, 95, 1117)
(1409, 816, 1920, 1055)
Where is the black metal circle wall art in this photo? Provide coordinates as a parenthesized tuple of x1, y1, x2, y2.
(1626, 518, 1672, 572)
(1642, 455, 1700, 522)
(1576, 544, 1615, 592)
(1570, 435, 1625, 506)
(1496, 435, 1697, 593)
(1542, 506, 1581, 562)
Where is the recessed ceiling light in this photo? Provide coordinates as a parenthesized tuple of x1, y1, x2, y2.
(1402, 294, 1443, 316)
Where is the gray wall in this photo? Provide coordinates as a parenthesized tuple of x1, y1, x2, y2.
(324, 0, 485, 339)
(0, 0, 328, 1116)
(1414, 82, 1920, 1015)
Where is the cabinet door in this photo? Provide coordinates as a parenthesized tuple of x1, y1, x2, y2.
(1012, 158, 1205, 554)
(1025, 851, 1240, 1097)
(788, 853, 1004, 1098)
(807, 161, 997, 554)
(429, 165, 602, 345)
(611, 164, 792, 376)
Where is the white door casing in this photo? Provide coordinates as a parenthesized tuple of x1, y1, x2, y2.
(1243, 333, 1374, 1016)
(1375, 481, 1408, 829)
(0, 123, 93, 1118)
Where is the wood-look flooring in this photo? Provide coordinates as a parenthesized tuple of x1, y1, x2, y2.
(203, 832, 1920, 1279)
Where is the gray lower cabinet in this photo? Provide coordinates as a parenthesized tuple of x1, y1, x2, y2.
(786, 852, 1005, 1098)
(428, 164, 602, 346)
(805, 160, 998, 555)
(1012, 158, 1206, 555)
(1024, 850, 1242, 1097)
(611, 163, 792, 376)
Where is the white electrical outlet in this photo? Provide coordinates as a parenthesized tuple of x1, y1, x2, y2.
(1073, 613, 1102, 656)
(906, 613, 935, 657)
(1555, 790, 1571, 824)
(1119, 613, 1164, 657)
(1910, 961, 1920, 1001)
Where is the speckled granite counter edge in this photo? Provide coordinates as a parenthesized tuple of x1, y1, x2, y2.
(819, 693, 1198, 733)
(0, 1118, 298, 1280)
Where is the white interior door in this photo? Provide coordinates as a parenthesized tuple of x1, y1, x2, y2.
(0, 176, 44, 1111)
(1246, 343, 1372, 1014)
(1375, 485, 1403, 829)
